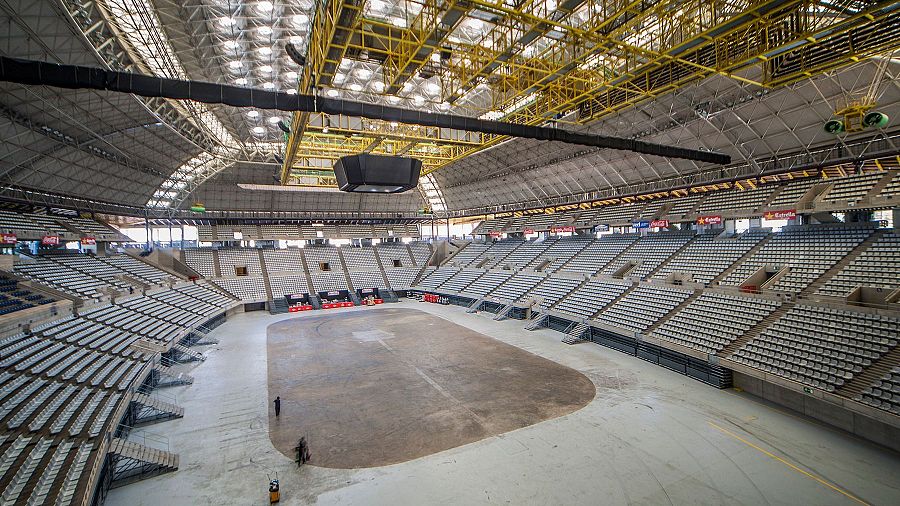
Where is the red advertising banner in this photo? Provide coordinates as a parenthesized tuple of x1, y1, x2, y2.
(763, 209, 797, 220)
(489, 231, 501, 238)
(80, 236, 96, 246)
(0, 233, 16, 244)
(523, 228, 535, 235)
(41, 235, 60, 246)
(550, 225, 576, 234)
(650, 220, 669, 228)
(696, 215, 722, 226)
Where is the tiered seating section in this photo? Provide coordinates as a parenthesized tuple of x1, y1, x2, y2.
(470, 170, 897, 234)
(182, 242, 433, 301)
(0, 272, 236, 504)
(13, 253, 178, 300)
(0, 273, 56, 315)
(0, 212, 129, 241)
(196, 223, 421, 241)
(730, 305, 898, 393)
(720, 224, 872, 293)
(411, 223, 900, 420)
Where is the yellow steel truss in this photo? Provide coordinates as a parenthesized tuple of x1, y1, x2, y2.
(281, 0, 899, 185)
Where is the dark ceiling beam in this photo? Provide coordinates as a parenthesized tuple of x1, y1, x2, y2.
(0, 57, 732, 165)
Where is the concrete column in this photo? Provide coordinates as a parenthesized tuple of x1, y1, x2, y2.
(725, 220, 736, 234)
(749, 217, 762, 228)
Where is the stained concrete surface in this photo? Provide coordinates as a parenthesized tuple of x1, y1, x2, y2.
(107, 301, 900, 505)
(266, 308, 594, 468)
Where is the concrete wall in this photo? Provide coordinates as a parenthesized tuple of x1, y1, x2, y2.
(733, 371, 900, 452)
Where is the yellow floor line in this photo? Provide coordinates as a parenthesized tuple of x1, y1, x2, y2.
(708, 421, 869, 506)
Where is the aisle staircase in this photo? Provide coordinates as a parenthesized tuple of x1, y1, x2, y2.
(802, 229, 884, 295)
(836, 345, 900, 399)
(269, 298, 289, 314)
(717, 302, 795, 358)
(465, 298, 483, 313)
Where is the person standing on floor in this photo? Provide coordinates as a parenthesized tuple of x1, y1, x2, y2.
(274, 396, 281, 417)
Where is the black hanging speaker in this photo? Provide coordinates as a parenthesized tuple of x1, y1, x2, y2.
(333, 154, 421, 193)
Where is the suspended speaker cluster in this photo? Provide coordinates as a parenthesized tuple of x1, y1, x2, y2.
(824, 111, 890, 134)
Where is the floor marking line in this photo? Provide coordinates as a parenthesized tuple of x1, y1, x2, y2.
(377, 338, 485, 424)
(708, 421, 869, 506)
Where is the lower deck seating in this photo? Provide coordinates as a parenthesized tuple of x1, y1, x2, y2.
(816, 232, 900, 296)
(594, 285, 693, 334)
(463, 271, 514, 297)
(487, 271, 547, 303)
(309, 272, 348, 292)
(213, 277, 268, 301)
(383, 268, 420, 290)
(730, 305, 899, 392)
(651, 293, 780, 354)
(268, 275, 310, 297)
(530, 276, 583, 311)
(553, 279, 631, 319)
(414, 267, 459, 290)
(856, 367, 900, 415)
(349, 270, 387, 290)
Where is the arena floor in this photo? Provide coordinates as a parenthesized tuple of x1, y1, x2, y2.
(107, 301, 900, 505)
(265, 308, 594, 468)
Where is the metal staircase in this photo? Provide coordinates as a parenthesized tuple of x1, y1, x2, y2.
(131, 392, 184, 424)
(269, 298, 289, 314)
(562, 322, 590, 345)
(492, 303, 514, 320)
(380, 289, 400, 303)
(166, 343, 205, 363)
(108, 433, 179, 487)
(465, 297, 483, 313)
(150, 364, 193, 387)
(525, 313, 548, 330)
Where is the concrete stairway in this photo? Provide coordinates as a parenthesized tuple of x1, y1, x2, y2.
(836, 344, 900, 399)
(211, 249, 222, 277)
(297, 248, 316, 294)
(711, 233, 775, 285)
(644, 289, 702, 334)
(802, 229, 884, 295)
(717, 301, 795, 358)
(257, 249, 274, 301)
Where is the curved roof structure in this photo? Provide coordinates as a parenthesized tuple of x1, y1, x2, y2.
(1, 0, 898, 217)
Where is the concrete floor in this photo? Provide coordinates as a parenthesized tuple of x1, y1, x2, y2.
(266, 308, 594, 468)
(107, 301, 900, 506)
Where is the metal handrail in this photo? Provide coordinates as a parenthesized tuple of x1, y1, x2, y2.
(116, 424, 171, 453)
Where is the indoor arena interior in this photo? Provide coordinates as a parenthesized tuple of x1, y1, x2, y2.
(1, 0, 900, 504)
